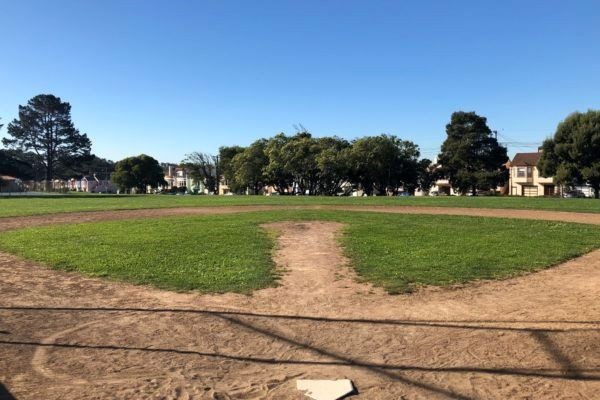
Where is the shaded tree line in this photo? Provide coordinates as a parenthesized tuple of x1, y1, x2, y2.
(212, 132, 431, 195)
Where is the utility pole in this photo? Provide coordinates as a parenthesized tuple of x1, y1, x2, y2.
(215, 155, 220, 195)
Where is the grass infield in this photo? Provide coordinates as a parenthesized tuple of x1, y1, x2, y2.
(0, 211, 598, 293)
(0, 194, 599, 217)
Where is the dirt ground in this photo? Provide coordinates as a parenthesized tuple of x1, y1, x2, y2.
(1, 206, 599, 399)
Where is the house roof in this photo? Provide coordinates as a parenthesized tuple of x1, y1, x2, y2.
(511, 152, 541, 166)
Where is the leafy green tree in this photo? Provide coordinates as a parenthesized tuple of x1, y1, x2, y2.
(2, 94, 91, 181)
(417, 158, 438, 194)
(112, 154, 165, 193)
(278, 132, 321, 194)
(349, 135, 420, 195)
(538, 110, 600, 198)
(438, 111, 508, 195)
(181, 152, 218, 194)
(218, 145, 245, 189)
(264, 133, 294, 194)
(231, 139, 269, 194)
(315, 136, 351, 195)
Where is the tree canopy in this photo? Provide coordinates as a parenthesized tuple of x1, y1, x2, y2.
(212, 132, 423, 195)
(112, 154, 165, 193)
(0, 149, 39, 180)
(349, 135, 420, 195)
(2, 94, 92, 181)
(181, 152, 219, 194)
(538, 110, 600, 198)
(438, 111, 508, 195)
(218, 145, 245, 190)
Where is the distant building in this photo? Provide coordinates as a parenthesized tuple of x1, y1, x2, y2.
(81, 176, 116, 193)
(507, 151, 557, 196)
(161, 164, 205, 193)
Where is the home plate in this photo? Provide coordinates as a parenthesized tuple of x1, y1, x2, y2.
(296, 379, 355, 400)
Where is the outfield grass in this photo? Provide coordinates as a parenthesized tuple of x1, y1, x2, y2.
(1, 211, 598, 293)
(0, 194, 599, 217)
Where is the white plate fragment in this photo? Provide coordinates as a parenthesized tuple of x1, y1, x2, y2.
(296, 379, 355, 400)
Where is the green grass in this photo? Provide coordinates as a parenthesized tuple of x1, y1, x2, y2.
(1, 211, 598, 293)
(0, 194, 599, 217)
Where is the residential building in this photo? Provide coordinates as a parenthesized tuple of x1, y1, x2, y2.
(161, 164, 205, 193)
(507, 151, 557, 196)
(81, 176, 117, 193)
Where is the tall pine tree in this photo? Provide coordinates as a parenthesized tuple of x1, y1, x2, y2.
(3, 94, 91, 181)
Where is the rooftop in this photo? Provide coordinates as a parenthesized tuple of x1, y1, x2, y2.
(511, 152, 542, 166)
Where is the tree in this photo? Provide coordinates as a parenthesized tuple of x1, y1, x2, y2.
(277, 132, 321, 195)
(231, 139, 268, 194)
(417, 158, 438, 194)
(2, 94, 91, 181)
(538, 110, 600, 198)
(0, 149, 39, 180)
(56, 154, 115, 180)
(181, 152, 219, 194)
(438, 111, 508, 195)
(314, 136, 351, 195)
(112, 154, 165, 193)
(218, 145, 245, 189)
(349, 135, 420, 195)
(264, 133, 294, 194)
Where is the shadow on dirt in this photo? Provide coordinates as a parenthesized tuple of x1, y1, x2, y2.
(2, 306, 600, 400)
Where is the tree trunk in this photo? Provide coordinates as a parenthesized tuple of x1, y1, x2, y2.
(46, 159, 53, 182)
(594, 184, 600, 199)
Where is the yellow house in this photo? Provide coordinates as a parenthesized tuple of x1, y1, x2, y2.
(508, 151, 556, 196)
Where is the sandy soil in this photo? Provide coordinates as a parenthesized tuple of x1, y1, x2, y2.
(1, 206, 600, 399)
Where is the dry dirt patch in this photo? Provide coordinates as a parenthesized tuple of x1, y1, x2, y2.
(1, 211, 600, 399)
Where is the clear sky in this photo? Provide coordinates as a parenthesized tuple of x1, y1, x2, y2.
(1, 0, 599, 163)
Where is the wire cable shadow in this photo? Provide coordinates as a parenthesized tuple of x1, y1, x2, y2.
(0, 383, 16, 400)
(1, 306, 599, 333)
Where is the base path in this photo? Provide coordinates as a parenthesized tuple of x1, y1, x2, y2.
(1, 204, 600, 232)
(1, 206, 600, 399)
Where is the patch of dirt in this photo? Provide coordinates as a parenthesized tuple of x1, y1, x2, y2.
(1, 208, 600, 399)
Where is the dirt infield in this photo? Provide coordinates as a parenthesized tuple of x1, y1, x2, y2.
(1, 207, 600, 399)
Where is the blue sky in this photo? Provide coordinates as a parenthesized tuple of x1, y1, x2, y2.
(1, 0, 599, 162)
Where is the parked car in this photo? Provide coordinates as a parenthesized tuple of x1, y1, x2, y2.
(563, 190, 586, 198)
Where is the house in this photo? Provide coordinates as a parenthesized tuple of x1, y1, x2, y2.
(81, 175, 116, 193)
(161, 164, 206, 193)
(507, 151, 557, 196)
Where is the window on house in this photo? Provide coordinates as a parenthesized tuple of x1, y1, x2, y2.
(517, 168, 526, 177)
